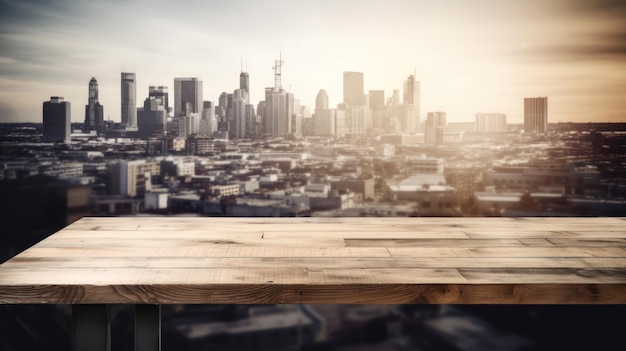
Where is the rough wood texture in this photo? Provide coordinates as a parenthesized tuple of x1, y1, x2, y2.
(0, 217, 624, 304)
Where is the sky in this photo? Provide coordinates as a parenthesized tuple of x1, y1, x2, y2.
(0, 0, 625, 124)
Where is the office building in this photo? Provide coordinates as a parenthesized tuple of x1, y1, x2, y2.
(240, 71, 249, 96)
(524, 97, 548, 134)
(84, 77, 104, 135)
(475, 113, 507, 132)
(178, 113, 200, 138)
(174, 78, 203, 117)
(315, 89, 329, 111)
(121, 72, 137, 129)
(264, 55, 294, 138)
(137, 92, 167, 139)
(149, 86, 169, 114)
(369, 90, 385, 109)
(200, 101, 217, 136)
(264, 88, 293, 138)
(404, 75, 420, 118)
(43, 96, 71, 143)
(349, 105, 371, 135)
(425, 112, 446, 145)
(314, 109, 336, 136)
(111, 160, 159, 197)
(404, 75, 420, 104)
(343, 71, 365, 106)
(232, 89, 248, 139)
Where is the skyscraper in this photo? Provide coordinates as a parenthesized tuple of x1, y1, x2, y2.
(368, 90, 385, 109)
(149, 86, 169, 114)
(425, 112, 446, 145)
(264, 55, 294, 138)
(404, 74, 420, 121)
(240, 71, 250, 97)
(43, 96, 71, 143)
(315, 89, 329, 111)
(524, 97, 548, 134)
(232, 89, 248, 139)
(121, 72, 137, 129)
(343, 71, 365, 106)
(137, 86, 167, 139)
(174, 78, 203, 117)
(200, 101, 217, 136)
(264, 88, 293, 138)
(84, 77, 104, 135)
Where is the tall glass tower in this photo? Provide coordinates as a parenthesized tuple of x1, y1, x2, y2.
(343, 71, 365, 106)
(84, 77, 104, 134)
(174, 78, 203, 117)
(121, 72, 137, 129)
(43, 96, 71, 143)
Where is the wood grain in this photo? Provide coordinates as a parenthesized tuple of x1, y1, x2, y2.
(1, 217, 625, 305)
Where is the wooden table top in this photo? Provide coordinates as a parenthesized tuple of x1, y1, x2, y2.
(0, 217, 625, 304)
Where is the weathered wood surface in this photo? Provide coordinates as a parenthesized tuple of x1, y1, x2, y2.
(0, 217, 625, 304)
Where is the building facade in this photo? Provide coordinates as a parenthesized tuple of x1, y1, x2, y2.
(43, 96, 71, 143)
(264, 88, 294, 138)
(475, 113, 507, 132)
(84, 77, 104, 135)
(174, 77, 203, 117)
(343, 71, 365, 107)
(425, 112, 446, 145)
(524, 97, 548, 134)
(121, 72, 137, 129)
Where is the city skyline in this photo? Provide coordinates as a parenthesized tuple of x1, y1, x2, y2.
(0, 0, 625, 124)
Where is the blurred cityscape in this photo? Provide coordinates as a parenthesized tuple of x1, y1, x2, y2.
(1, 66, 625, 350)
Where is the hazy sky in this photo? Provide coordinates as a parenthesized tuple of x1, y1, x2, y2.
(0, 0, 624, 123)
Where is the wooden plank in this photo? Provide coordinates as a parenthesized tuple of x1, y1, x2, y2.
(16, 246, 392, 258)
(466, 231, 626, 239)
(0, 284, 624, 304)
(346, 238, 626, 247)
(0, 267, 309, 285)
(1, 217, 625, 305)
(388, 246, 626, 258)
(3, 256, 624, 270)
(345, 238, 525, 247)
(459, 268, 626, 284)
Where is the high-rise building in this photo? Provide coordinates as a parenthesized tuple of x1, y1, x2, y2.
(232, 89, 248, 139)
(315, 89, 329, 111)
(174, 78, 203, 117)
(200, 101, 217, 136)
(137, 89, 167, 139)
(84, 77, 104, 135)
(349, 106, 371, 135)
(178, 114, 200, 138)
(425, 112, 446, 145)
(264, 55, 294, 138)
(475, 113, 507, 132)
(314, 109, 338, 137)
(343, 71, 365, 106)
(404, 75, 420, 126)
(149, 86, 169, 114)
(264, 88, 293, 138)
(404, 75, 420, 105)
(240, 71, 250, 97)
(390, 104, 418, 133)
(43, 96, 71, 143)
(524, 97, 548, 134)
(368, 90, 385, 109)
(121, 72, 137, 129)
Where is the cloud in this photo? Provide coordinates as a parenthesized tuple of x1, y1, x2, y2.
(510, 31, 626, 63)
